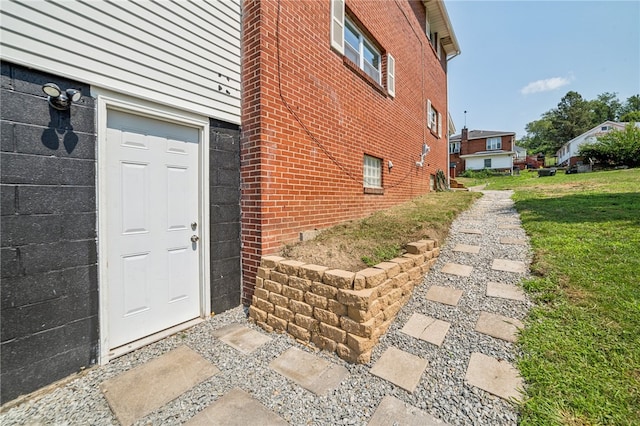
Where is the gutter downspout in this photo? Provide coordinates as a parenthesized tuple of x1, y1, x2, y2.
(445, 50, 461, 189)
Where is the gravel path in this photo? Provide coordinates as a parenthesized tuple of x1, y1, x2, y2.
(1, 190, 532, 425)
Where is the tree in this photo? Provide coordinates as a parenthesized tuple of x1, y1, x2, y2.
(590, 92, 622, 123)
(619, 95, 640, 122)
(620, 110, 640, 122)
(547, 91, 594, 153)
(578, 123, 640, 168)
(522, 92, 640, 156)
(518, 116, 553, 154)
(620, 94, 640, 115)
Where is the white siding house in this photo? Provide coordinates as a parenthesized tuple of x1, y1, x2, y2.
(556, 121, 627, 166)
(462, 152, 514, 171)
(1, 0, 242, 399)
(0, 0, 240, 123)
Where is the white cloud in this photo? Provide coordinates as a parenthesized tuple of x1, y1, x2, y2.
(520, 77, 572, 95)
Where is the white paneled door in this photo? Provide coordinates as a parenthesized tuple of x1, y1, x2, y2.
(106, 109, 201, 349)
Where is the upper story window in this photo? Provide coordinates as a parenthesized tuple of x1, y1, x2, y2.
(330, 0, 395, 97)
(344, 18, 381, 84)
(425, 8, 441, 59)
(449, 141, 460, 153)
(427, 99, 442, 138)
(486, 137, 502, 150)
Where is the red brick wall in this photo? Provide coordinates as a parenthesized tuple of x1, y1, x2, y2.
(461, 135, 514, 156)
(241, 0, 450, 304)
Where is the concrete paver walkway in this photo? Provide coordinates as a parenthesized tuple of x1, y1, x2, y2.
(100, 346, 219, 426)
(269, 347, 349, 396)
(370, 347, 429, 393)
(185, 388, 288, 426)
(1, 190, 531, 425)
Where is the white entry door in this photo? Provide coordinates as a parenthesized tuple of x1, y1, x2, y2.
(105, 109, 201, 349)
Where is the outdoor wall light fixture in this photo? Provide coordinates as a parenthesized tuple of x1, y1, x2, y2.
(388, 160, 393, 172)
(42, 83, 82, 110)
(416, 143, 430, 167)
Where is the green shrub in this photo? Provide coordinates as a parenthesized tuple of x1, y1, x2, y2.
(578, 123, 640, 167)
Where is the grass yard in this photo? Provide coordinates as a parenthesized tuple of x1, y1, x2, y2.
(281, 190, 481, 271)
(462, 169, 640, 424)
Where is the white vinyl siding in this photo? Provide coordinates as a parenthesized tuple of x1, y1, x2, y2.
(465, 155, 512, 171)
(363, 155, 382, 188)
(0, 0, 241, 124)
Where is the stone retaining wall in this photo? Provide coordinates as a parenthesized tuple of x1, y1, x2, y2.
(249, 240, 440, 363)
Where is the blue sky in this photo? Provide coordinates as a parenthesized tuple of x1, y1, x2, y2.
(445, 0, 640, 139)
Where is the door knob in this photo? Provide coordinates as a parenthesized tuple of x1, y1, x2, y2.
(191, 235, 200, 243)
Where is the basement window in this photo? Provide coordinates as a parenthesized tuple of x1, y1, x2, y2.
(363, 155, 382, 192)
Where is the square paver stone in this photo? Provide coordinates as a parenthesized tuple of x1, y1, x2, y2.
(486, 281, 526, 301)
(498, 224, 520, 230)
(368, 395, 449, 426)
(185, 388, 288, 426)
(491, 259, 527, 273)
(400, 313, 450, 346)
(269, 347, 349, 396)
(426, 285, 464, 306)
(101, 345, 220, 426)
(460, 228, 482, 235)
(499, 237, 527, 246)
(452, 244, 481, 254)
(212, 323, 272, 354)
(441, 262, 473, 277)
(475, 311, 524, 343)
(370, 347, 428, 393)
(465, 352, 524, 402)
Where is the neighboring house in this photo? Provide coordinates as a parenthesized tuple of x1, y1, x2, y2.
(1, 0, 242, 403)
(1, 0, 460, 403)
(556, 121, 628, 166)
(241, 0, 460, 303)
(449, 128, 516, 177)
(513, 145, 527, 160)
(512, 145, 545, 170)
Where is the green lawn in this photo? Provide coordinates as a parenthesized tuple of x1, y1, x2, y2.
(463, 169, 640, 424)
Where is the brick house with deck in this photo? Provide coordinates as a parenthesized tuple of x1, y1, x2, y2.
(449, 128, 516, 177)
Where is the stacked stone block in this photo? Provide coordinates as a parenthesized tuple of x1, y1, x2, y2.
(249, 240, 440, 363)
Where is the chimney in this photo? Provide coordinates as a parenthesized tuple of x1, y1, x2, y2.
(460, 127, 469, 155)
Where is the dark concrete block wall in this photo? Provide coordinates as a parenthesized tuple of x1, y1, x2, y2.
(1, 62, 98, 403)
(0, 63, 242, 404)
(209, 119, 242, 313)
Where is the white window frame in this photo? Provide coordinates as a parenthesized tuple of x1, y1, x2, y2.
(427, 99, 439, 136)
(450, 141, 460, 153)
(344, 17, 381, 84)
(363, 155, 382, 188)
(331, 2, 396, 93)
(486, 137, 502, 150)
(484, 158, 492, 168)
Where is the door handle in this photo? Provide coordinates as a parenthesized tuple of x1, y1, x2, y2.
(191, 235, 200, 243)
